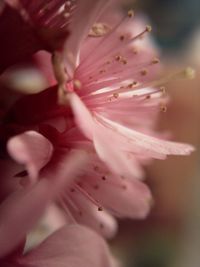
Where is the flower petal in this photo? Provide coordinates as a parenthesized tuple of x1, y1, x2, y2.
(7, 131, 53, 182)
(64, 0, 110, 75)
(18, 225, 118, 267)
(0, 150, 88, 258)
(69, 92, 94, 140)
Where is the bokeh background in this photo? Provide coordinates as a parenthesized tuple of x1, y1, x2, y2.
(111, 1, 200, 266)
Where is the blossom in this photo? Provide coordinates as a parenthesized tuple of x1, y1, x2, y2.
(0, 0, 194, 240)
(4, 94, 152, 238)
(0, 224, 117, 267)
(53, 1, 194, 179)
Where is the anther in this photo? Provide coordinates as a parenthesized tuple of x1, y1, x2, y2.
(128, 9, 134, 18)
(160, 104, 167, 112)
(113, 93, 119, 98)
(98, 207, 103, 211)
(115, 55, 122, 61)
(160, 86, 166, 95)
(122, 59, 127, 64)
(73, 79, 82, 89)
(146, 95, 151, 99)
(140, 69, 148, 76)
(102, 176, 106, 181)
(183, 67, 195, 79)
(151, 57, 160, 64)
(146, 25, 152, 32)
(120, 35, 125, 41)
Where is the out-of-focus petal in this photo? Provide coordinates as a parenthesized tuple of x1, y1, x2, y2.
(68, 92, 94, 140)
(7, 131, 53, 182)
(18, 225, 118, 267)
(64, 0, 111, 75)
(0, 150, 88, 258)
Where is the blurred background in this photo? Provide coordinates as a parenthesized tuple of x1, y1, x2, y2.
(111, 0, 200, 266)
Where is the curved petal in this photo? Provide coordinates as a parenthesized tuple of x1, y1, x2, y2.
(83, 175, 152, 219)
(65, 190, 118, 239)
(64, 0, 111, 75)
(69, 93, 94, 140)
(7, 131, 53, 182)
(18, 225, 119, 267)
(0, 150, 88, 258)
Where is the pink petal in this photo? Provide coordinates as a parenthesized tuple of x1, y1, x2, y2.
(0, 150, 88, 258)
(20, 225, 118, 267)
(69, 92, 94, 140)
(98, 116, 195, 156)
(65, 190, 118, 239)
(7, 131, 53, 182)
(83, 175, 152, 219)
(64, 0, 110, 75)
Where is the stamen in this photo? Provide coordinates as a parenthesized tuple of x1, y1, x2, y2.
(73, 79, 82, 89)
(160, 104, 167, 112)
(75, 184, 103, 211)
(151, 57, 160, 64)
(146, 25, 152, 32)
(89, 23, 111, 37)
(127, 9, 134, 18)
(140, 69, 148, 76)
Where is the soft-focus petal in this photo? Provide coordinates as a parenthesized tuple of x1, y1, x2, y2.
(18, 225, 118, 267)
(7, 131, 53, 182)
(64, 0, 111, 75)
(0, 150, 88, 258)
(68, 92, 94, 140)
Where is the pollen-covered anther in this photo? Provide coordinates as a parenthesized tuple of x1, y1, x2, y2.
(115, 55, 122, 61)
(146, 25, 152, 32)
(160, 104, 167, 112)
(73, 79, 82, 89)
(128, 83, 133, 88)
(58, 85, 69, 105)
(151, 57, 160, 64)
(140, 69, 148, 76)
(127, 9, 134, 18)
(122, 58, 128, 65)
(113, 93, 119, 98)
(160, 86, 166, 95)
(63, 12, 70, 18)
(146, 95, 151, 99)
(89, 23, 111, 37)
(183, 67, 196, 79)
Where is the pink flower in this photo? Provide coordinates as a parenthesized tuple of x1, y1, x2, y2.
(0, 224, 117, 267)
(51, 1, 195, 179)
(4, 100, 151, 238)
(0, 0, 194, 240)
